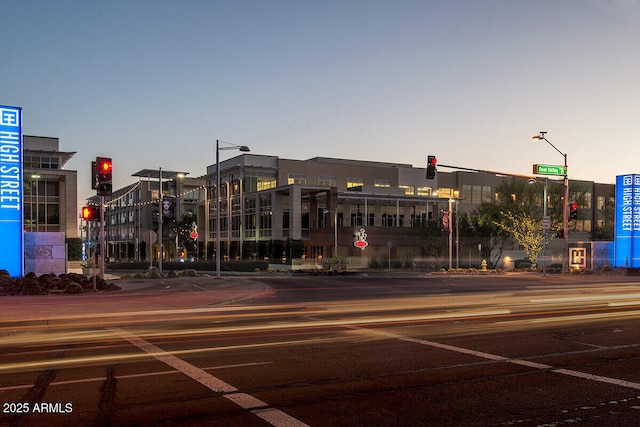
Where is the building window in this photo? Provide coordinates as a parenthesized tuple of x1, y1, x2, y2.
(288, 173, 306, 185)
(318, 175, 336, 186)
(382, 205, 398, 227)
(583, 192, 592, 209)
(417, 186, 432, 196)
(438, 188, 455, 198)
(462, 185, 472, 201)
(24, 155, 60, 169)
(374, 179, 390, 188)
(399, 185, 415, 196)
(350, 204, 364, 226)
(347, 177, 363, 189)
(482, 186, 492, 202)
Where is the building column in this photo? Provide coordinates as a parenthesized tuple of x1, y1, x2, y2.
(290, 185, 302, 240)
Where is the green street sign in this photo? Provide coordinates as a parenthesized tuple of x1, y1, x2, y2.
(533, 164, 567, 176)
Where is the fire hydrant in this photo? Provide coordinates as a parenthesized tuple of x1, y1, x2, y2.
(481, 259, 487, 271)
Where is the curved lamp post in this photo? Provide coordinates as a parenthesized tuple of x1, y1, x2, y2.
(216, 140, 250, 279)
(532, 131, 569, 273)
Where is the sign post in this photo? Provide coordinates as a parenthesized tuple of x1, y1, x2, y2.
(0, 105, 23, 277)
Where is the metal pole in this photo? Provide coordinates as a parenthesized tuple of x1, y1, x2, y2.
(99, 195, 105, 279)
(543, 178, 548, 276)
(448, 197, 453, 270)
(563, 153, 569, 273)
(334, 210, 338, 257)
(204, 185, 209, 261)
(158, 167, 163, 274)
(455, 197, 459, 269)
(216, 140, 221, 279)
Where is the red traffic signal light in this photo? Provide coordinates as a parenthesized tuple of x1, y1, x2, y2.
(426, 155, 437, 179)
(569, 202, 578, 220)
(95, 157, 113, 196)
(96, 157, 112, 180)
(81, 205, 99, 221)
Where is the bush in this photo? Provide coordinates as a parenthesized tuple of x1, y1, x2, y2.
(146, 270, 162, 279)
(21, 278, 42, 295)
(64, 282, 83, 294)
(368, 257, 383, 269)
(179, 269, 197, 277)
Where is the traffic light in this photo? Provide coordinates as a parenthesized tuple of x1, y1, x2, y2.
(569, 202, 578, 220)
(426, 155, 437, 179)
(81, 205, 99, 221)
(96, 157, 113, 196)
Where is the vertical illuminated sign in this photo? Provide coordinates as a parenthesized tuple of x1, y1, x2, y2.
(0, 105, 23, 277)
(614, 174, 640, 268)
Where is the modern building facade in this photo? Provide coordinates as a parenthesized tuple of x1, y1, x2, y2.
(90, 153, 615, 268)
(23, 135, 78, 237)
(85, 170, 205, 262)
(205, 154, 615, 267)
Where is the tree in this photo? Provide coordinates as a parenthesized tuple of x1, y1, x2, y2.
(418, 217, 449, 269)
(66, 238, 83, 261)
(494, 210, 554, 268)
(469, 203, 512, 268)
(490, 178, 568, 268)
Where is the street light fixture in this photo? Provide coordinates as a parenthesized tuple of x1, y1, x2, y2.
(216, 140, 250, 279)
(532, 132, 569, 273)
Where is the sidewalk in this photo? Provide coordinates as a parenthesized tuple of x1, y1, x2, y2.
(0, 277, 271, 330)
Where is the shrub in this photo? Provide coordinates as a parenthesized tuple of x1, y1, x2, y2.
(146, 270, 162, 279)
(167, 270, 179, 278)
(21, 278, 42, 295)
(368, 257, 383, 269)
(64, 282, 84, 294)
(179, 269, 197, 277)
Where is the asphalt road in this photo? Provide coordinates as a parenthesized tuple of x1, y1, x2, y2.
(2, 273, 640, 426)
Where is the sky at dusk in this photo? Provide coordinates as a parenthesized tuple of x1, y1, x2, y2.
(2, 0, 639, 203)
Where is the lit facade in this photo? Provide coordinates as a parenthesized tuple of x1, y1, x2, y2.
(90, 154, 615, 267)
(23, 135, 78, 237)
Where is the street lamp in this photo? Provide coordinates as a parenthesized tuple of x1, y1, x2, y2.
(216, 140, 250, 279)
(532, 131, 569, 273)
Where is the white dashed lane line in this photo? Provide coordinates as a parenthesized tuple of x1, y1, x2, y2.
(110, 327, 309, 427)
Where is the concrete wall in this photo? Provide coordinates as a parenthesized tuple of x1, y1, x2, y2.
(24, 232, 67, 276)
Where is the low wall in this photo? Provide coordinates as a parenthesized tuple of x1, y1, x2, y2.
(24, 232, 67, 276)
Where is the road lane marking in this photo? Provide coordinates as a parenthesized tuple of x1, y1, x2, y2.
(341, 324, 640, 391)
(110, 327, 309, 427)
(0, 362, 273, 392)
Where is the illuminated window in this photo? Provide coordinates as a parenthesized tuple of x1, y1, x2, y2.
(438, 188, 454, 198)
(417, 186, 432, 196)
(399, 185, 415, 195)
(347, 177, 363, 189)
(374, 179, 390, 188)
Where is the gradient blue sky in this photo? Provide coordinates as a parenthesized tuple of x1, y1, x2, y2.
(2, 0, 639, 203)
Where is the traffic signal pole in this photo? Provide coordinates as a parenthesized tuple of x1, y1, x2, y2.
(99, 195, 105, 280)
